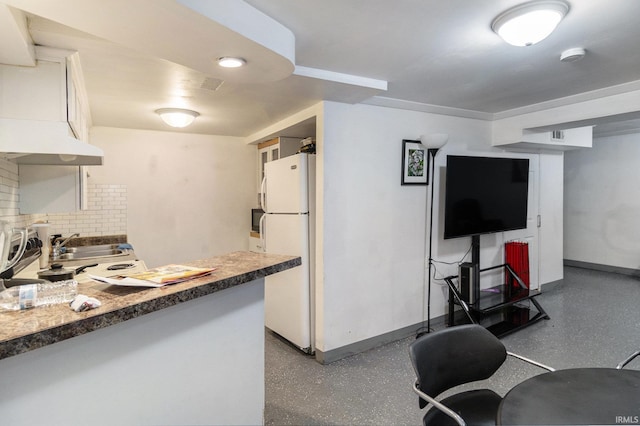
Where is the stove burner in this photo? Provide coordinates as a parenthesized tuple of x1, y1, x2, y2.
(107, 263, 136, 271)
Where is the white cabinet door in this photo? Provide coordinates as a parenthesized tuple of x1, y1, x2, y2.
(257, 143, 280, 193)
(0, 59, 65, 121)
(19, 165, 85, 213)
(1, 48, 91, 145)
(66, 53, 90, 142)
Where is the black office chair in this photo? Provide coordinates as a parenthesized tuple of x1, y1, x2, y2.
(616, 349, 640, 369)
(408, 324, 555, 426)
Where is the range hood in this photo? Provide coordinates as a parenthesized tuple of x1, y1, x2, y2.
(0, 118, 103, 166)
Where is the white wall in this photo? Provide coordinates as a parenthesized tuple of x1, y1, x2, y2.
(539, 153, 564, 283)
(89, 127, 256, 268)
(315, 102, 545, 353)
(564, 132, 640, 269)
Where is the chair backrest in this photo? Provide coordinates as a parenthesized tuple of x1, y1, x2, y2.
(409, 324, 507, 398)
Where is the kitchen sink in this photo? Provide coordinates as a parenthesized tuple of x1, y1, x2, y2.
(52, 244, 137, 265)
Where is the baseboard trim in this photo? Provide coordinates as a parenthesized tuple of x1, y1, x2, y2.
(315, 315, 446, 365)
(564, 259, 640, 277)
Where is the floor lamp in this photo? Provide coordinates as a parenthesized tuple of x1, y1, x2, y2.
(417, 133, 448, 338)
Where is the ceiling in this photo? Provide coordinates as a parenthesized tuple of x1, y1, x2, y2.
(2, 0, 640, 140)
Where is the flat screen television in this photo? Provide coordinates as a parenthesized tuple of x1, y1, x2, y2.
(444, 155, 529, 239)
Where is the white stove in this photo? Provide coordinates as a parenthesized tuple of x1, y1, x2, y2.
(5, 226, 147, 286)
(13, 257, 147, 284)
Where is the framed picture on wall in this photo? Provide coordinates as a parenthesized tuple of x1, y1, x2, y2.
(401, 139, 429, 185)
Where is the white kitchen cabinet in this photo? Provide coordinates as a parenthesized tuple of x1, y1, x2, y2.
(0, 57, 65, 122)
(257, 137, 300, 194)
(0, 46, 92, 144)
(0, 47, 91, 132)
(66, 52, 91, 142)
(19, 165, 88, 213)
(2, 47, 94, 213)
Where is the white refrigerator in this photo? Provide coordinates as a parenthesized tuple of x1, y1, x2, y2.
(260, 153, 316, 353)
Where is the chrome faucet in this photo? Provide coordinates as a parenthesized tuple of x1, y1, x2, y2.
(52, 233, 80, 259)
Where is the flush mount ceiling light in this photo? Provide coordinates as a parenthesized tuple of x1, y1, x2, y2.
(155, 108, 200, 128)
(492, 0, 569, 47)
(217, 57, 246, 68)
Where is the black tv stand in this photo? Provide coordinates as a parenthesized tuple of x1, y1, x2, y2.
(444, 235, 549, 337)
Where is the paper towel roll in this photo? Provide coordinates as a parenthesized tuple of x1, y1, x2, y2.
(32, 223, 51, 269)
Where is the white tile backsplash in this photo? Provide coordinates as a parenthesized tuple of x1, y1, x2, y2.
(0, 158, 127, 237)
(0, 160, 20, 219)
(44, 183, 127, 236)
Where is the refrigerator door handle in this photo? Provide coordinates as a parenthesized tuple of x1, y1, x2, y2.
(260, 176, 267, 212)
(259, 213, 266, 252)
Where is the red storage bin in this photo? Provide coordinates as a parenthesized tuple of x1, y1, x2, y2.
(505, 241, 529, 291)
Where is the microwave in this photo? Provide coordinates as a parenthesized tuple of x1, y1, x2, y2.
(251, 208, 264, 232)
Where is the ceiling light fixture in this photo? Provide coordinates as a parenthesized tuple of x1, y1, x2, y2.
(492, 0, 569, 47)
(155, 108, 200, 128)
(217, 57, 246, 68)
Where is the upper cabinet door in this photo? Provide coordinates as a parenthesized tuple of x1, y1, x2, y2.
(0, 59, 65, 121)
(66, 52, 91, 142)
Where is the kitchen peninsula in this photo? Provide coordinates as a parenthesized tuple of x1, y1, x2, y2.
(0, 251, 300, 426)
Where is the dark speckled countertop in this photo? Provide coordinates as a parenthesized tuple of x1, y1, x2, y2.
(0, 251, 300, 360)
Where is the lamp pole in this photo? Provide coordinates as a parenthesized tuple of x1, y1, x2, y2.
(426, 147, 439, 335)
(416, 134, 448, 338)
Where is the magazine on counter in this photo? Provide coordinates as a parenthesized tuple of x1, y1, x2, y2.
(88, 264, 216, 287)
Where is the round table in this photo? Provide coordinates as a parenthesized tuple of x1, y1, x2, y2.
(498, 368, 640, 425)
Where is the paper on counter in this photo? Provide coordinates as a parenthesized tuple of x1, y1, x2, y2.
(124, 264, 215, 284)
(87, 264, 215, 287)
(87, 275, 165, 287)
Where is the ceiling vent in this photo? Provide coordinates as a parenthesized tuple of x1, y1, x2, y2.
(200, 77, 224, 92)
(551, 130, 565, 141)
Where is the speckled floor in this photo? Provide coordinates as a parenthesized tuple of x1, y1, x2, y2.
(264, 266, 640, 425)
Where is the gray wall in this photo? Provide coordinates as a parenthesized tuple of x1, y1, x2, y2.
(90, 126, 256, 268)
(564, 132, 640, 270)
